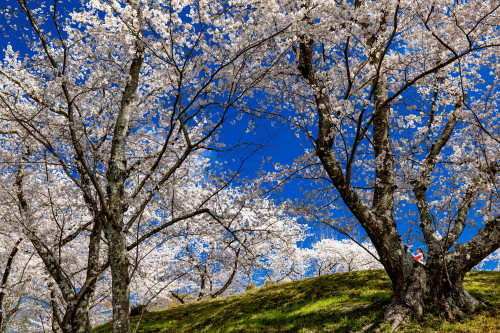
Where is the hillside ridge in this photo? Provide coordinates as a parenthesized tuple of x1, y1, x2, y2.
(93, 270, 500, 333)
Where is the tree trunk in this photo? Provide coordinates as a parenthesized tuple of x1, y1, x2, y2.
(384, 256, 481, 329)
(426, 261, 480, 320)
(71, 300, 93, 333)
(59, 302, 92, 333)
(60, 215, 103, 333)
(0, 238, 22, 332)
(384, 259, 428, 327)
(106, 224, 131, 333)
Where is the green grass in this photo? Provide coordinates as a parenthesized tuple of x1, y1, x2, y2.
(93, 270, 500, 333)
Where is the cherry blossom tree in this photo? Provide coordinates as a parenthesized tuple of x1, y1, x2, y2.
(0, 228, 51, 332)
(166, 189, 307, 301)
(492, 251, 500, 271)
(4, 166, 307, 329)
(0, 0, 293, 331)
(0, 156, 110, 332)
(301, 239, 382, 276)
(1, 142, 306, 331)
(126, 187, 307, 311)
(2, 0, 499, 330)
(263, 0, 500, 324)
(475, 249, 500, 271)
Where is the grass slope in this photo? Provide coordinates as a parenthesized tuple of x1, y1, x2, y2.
(93, 270, 500, 332)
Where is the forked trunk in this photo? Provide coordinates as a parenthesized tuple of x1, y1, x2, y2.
(384, 257, 481, 330)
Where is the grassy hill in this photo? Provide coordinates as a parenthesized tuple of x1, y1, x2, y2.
(93, 270, 500, 332)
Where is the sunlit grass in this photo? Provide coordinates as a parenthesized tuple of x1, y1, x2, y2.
(93, 270, 499, 333)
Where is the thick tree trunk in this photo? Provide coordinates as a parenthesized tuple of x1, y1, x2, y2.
(104, 13, 144, 331)
(384, 257, 481, 329)
(384, 259, 428, 327)
(426, 262, 480, 320)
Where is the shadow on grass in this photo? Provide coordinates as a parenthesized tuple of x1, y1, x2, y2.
(218, 301, 389, 333)
(93, 270, 499, 333)
(95, 270, 393, 333)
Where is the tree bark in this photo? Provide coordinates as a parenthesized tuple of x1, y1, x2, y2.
(106, 224, 131, 333)
(61, 214, 104, 333)
(383, 259, 427, 328)
(427, 261, 480, 320)
(0, 237, 22, 332)
(385, 256, 482, 327)
(105, 19, 145, 330)
(295, 16, 497, 326)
